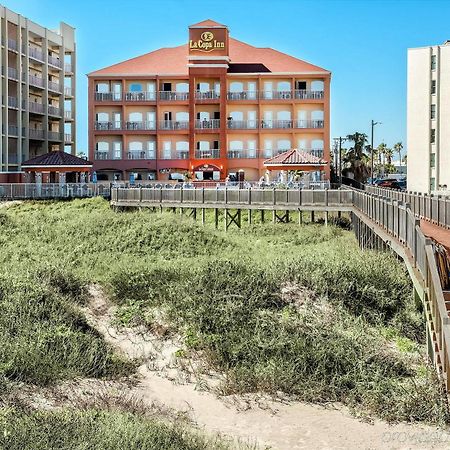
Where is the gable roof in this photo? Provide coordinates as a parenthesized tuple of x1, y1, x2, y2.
(264, 149, 327, 166)
(189, 19, 227, 28)
(88, 38, 329, 76)
(22, 151, 93, 167)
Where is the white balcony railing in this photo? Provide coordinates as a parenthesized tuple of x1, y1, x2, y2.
(160, 150, 190, 160)
(195, 90, 220, 100)
(227, 91, 258, 100)
(7, 38, 18, 51)
(226, 119, 257, 129)
(159, 120, 189, 130)
(295, 119, 324, 129)
(124, 92, 156, 101)
(94, 121, 123, 131)
(8, 67, 18, 80)
(48, 80, 62, 93)
(95, 151, 121, 160)
(125, 121, 156, 131)
(260, 119, 293, 129)
(48, 55, 63, 68)
(159, 91, 189, 101)
(94, 92, 121, 101)
(126, 150, 156, 160)
(294, 90, 324, 100)
(227, 149, 258, 159)
(28, 46, 44, 61)
(195, 119, 220, 129)
(194, 149, 220, 159)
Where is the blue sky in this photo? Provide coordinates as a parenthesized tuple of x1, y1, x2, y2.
(5, 0, 450, 156)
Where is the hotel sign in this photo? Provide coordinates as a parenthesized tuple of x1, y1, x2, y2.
(188, 28, 228, 55)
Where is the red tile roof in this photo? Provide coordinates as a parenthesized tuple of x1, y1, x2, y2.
(89, 38, 329, 76)
(264, 149, 327, 166)
(22, 151, 93, 167)
(190, 19, 227, 28)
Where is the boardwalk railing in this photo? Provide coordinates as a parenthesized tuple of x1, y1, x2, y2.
(365, 185, 450, 229)
(0, 183, 111, 200)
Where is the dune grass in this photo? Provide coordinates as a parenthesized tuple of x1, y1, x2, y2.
(0, 197, 448, 426)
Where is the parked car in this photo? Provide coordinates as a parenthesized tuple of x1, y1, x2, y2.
(377, 179, 404, 190)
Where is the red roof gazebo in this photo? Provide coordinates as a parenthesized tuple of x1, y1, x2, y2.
(263, 148, 327, 172)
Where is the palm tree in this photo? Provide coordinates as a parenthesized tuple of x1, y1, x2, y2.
(384, 147, 393, 165)
(393, 142, 403, 168)
(343, 132, 370, 182)
(376, 143, 387, 177)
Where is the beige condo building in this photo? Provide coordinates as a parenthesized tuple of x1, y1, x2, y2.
(0, 6, 76, 182)
(407, 41, 450, 193)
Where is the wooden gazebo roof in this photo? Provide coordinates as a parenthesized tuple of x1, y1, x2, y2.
(263, 149, 327, 171)
(21, 151, 92, 172)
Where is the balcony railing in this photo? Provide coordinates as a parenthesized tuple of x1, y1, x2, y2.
(48, 131, 63, 141)
(126, 150, 156, 160)
(94, 92, 121, 101)
(29, 129, 45, 140)
(261, 149, 292, 159)
(160, 150, 189, 160)
(294, 90, 324, 99)
(159, 91, 189, 101)
(64, 110, 73, 119)
(64, 87, 73, 96)
(194, 149, 220, 159)
(124, 92, 156, 101)
(28, 46, 44, 61)
(64, 134, 72, 142)
(48, 105, 61, 116)
(29, 75, 44, 88)
(295, 119, 324, 129)
(95, 151, 121, 160)
(8, 125, 18, 136)
(125, 121, 156, 131)
(8, 67, 18, 80)
(159, 120, 189, 130)
(227, 149, 258, 159)
(195, 119, 220, 129)
(195, 91, 220, 100)
(261, 119, 293, 129)
(309, 149, 324, 158)
(260, 90, 293, 100)
(227, 91, 258, 100)
(226, 119, 257, 129)
(64, 63, 73, 73)
(29, 102, 45, 114)
(48, 55, 63, 68)
(7, 96, 18, 108)
(94, 121, 123, 131)
(8, 38, 18, 52)
(48, 80, 62, 93)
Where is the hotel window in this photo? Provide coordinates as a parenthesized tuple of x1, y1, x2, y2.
(430, 177, 436, 191)
(431, 55, 436, 71)
(431, 128, 436, 143)
(431, 104, 436, 120)
(113, 142, 122, 159)
(431, 80, 436, 95)
(96, 141, 109, 156)
(176, 141, 189, 159)
(175, 82, 189, 93)
(96, 82, 109, 93)
(263, 140, 273, 158)
(129, 141, 143, 159)
(277, 139, 291, 153)
(147, 141, 156, 159)
(311, 80, 324, 92)
(130, 83, 142, 92)
(430, 153, 436, 168)
(163, 141, 172, 159)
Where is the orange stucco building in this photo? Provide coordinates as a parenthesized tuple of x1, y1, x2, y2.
(87, 20, 331, 182)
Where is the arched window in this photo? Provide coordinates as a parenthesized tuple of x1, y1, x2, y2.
(129, 112, 143, 122)
(96, 112, 109, 122)
(96, 141, 109, 151)
(229, 82, 244, 92)
(311, 139, 324, 150)
(311, 80, 324, 91)
(176, 141, 189, 151)
(175, 82, 189, 93)
(129, 141, 143, 151)
(277, 110, 291, 120)
(130, 83, 142, 92)
(176, 112, 189, 122)
(229, 140, 243, 150)
(277, 81, 290, 92)
(277, 139, 291, 151)
(96, 83, 109, 93)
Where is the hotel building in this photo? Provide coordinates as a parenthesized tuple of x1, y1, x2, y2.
(0, 6, 76, 183)
(88, 20, 330, 182)
(407, 41, 450, 193)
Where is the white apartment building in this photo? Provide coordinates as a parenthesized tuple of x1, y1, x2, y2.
(0, 6, 76, 182)
(407, 41, 450, 193)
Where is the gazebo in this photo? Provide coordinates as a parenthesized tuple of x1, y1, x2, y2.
(263, 148, 327, 183)
(21, 151, 93, 183)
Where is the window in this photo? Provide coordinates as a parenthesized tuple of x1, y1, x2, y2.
(430, 177, 436, 191)
(113, 142, 122, 159)
(431, 80, 436, 95)
(431, 104, 436, 120)
(129, 83, 142, 92)
(96, 83, 109, 93)
(229, 82, 244, 92)
(431, 128, 436, 144)
(96, 141, 108, 152)
(311, 80, 324, 91)
(431, 55, 436, 71)
(129, 112, 143, 122)
(129, 141, 143, 151)
(430, 153, 436, 168)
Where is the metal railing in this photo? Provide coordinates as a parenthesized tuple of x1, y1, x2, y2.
(226, 120, 257, 129)
(126, 150, 156, 160)
(125, 121, 156, 131)
(195, 119, 220, 129)
(194, 149, 220, 159)
(29, 129, 45, 140)
(260, 90, 293, 100)
(94, 92, 121, 101)
(159, 150, 189, 160)
(48, 80, 62, 93)
(94, 151, 121, 160)
(29, 75, 44, 88)
(195, 91, 220, 100)
(64, 110, 73, 119)
(8, 67, 18, 80)
(64, 63, 73, 73)
(94, 121, 123, 131)
(48, 131, 63, 141)
(227, 149, 258, 159)
(295, 119, 324, 129)
(7, 38, 18, 51)
(159, 120, 189, 130)
(48, 55, 63, 68)
(124, 92, 156, 101)
(29, 102, 45, 114)
(294, 90, 324, 99)
(260, 119, 293, 129)
(227, 91, 258, 100)
(48, 105, 61, 116)
(7, 125, 18, 136)
(7, 96, 18, 108)
(364, 185, 450, 229)
(159, 91, 189, 101)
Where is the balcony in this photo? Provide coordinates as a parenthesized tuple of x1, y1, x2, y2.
(7, 96, 18, 109)
(294, 90, 324, 100)
(125, 121, 156, 131)
(195, 91, 220, 100)
(64, 63, 73, 73)
(95, 92, 121, 101)
(295, 120, 324, 129)
(28, 46, 44, 62)
(226, 120, 257, 130)
(8, 38, 18, 52)
(310, 149, 324, 158)
(64, 87, 73, 97)
(227, 91, 258, 100)
(160, 149, 189, 160)
(227, 149, 258, 159)
(260, 90, 293, 100)
(159, 120, 189, 130)
(195, 119, 220, 129)
(195, 149, 220, 159)
(48, 131, 63, 141)
(95, 151, 121, 160)
(261, 120, 293, 129)
(64, 110, 73, 119)
(124, 92, 156, 101)
(94, 121, 123, 131)
(48, 55, 63, 68)
(126, 150, 156, 160)
(8, 67, 18, 80)
(29, 129, 45, 140)
(7, 125, 18, 136)
(159, 91, 189, 101)
(64, 134, 72, 142)
(29, 102, 45, 114)
(29, 75, 44, 88)
(48, 80, 62, 93)
(48, 105, 61, 116)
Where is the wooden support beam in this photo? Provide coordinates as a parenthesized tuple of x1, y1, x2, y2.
(214, 208, 219, 229)
(225, 209, 241, 230)
(325, 211, 328, 226)
(299, 210, 303, 225)
(311, 211, 315, 223)
(261, 210, 265, 223)
(201, 208, 205, 225)
(248, 209, 252, 225)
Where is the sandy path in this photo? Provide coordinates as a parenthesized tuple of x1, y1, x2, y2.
(83, 285, 450, 450)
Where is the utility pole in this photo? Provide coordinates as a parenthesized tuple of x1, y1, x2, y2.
(370, 120, 381, 184)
